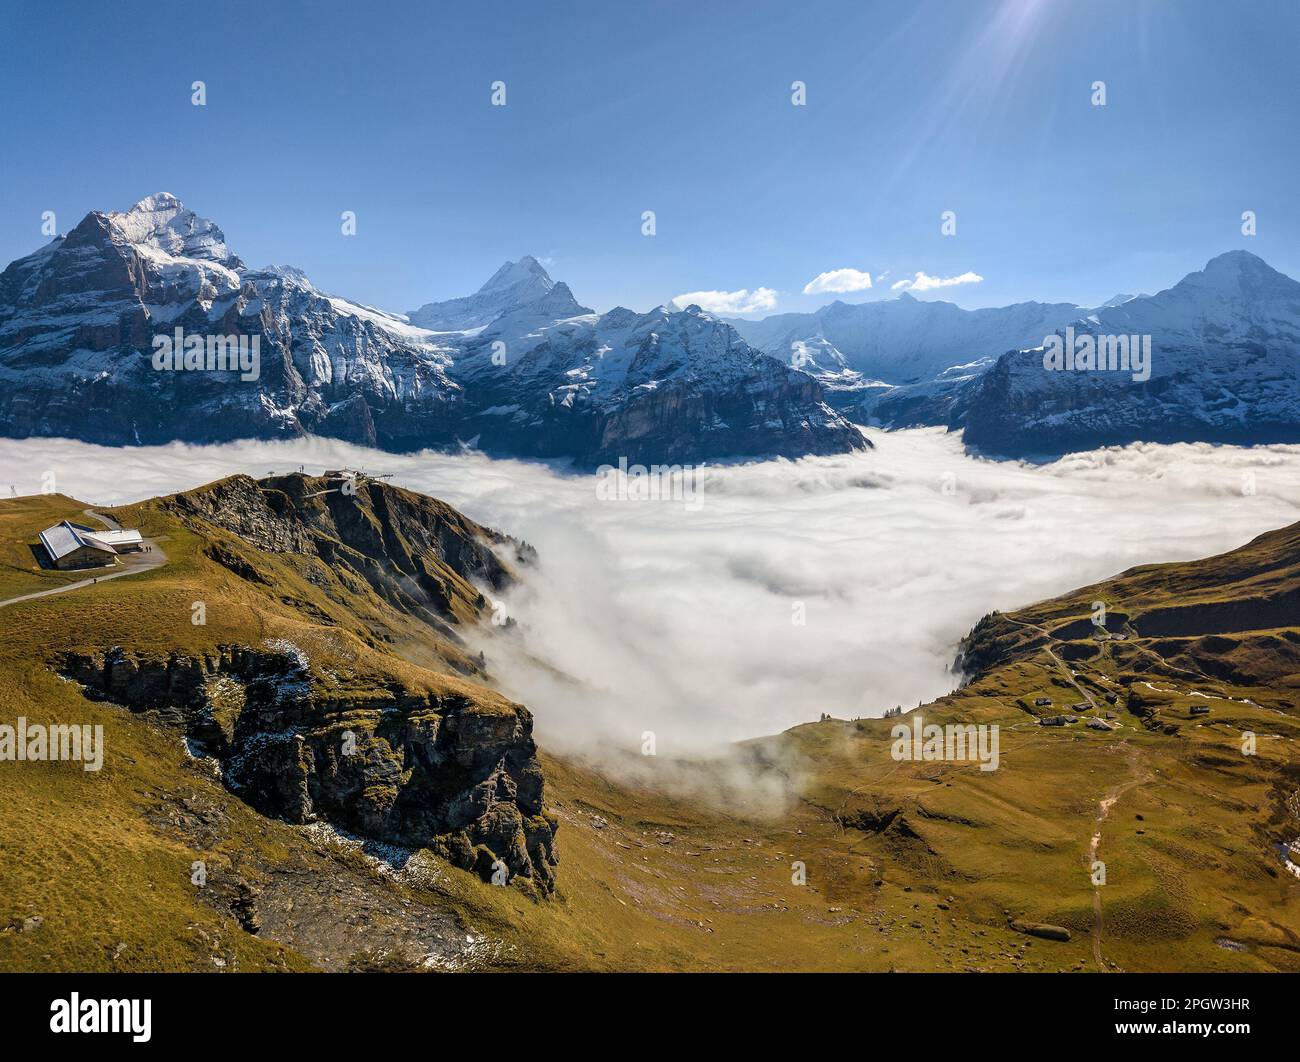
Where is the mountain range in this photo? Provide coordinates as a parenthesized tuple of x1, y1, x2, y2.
(733, 251, 1300, 456)
(0, 195, 864, 466)
(729, 292, 1085, 387)
(1, 194, 1297, 462)
(961, 251, 1300, 456)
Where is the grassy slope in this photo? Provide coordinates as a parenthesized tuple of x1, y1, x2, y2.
(0, 496, 306, 969)
(0, 494, 1297, 972)
(0, 488, 521, 971)
(0, 494, 112, 599)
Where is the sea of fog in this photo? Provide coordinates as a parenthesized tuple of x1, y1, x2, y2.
(4, 428, 1300, 751)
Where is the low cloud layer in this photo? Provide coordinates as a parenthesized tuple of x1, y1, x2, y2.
(4, 429, 1299, 754)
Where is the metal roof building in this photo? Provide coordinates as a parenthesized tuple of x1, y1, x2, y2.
(38, 520, 124, 570)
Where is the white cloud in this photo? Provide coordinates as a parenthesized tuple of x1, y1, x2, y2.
(671, 287, 777, 315)
(4, 432, 1299, 753)
(891, 270, 984, 292)
(802, 268, 874, 295)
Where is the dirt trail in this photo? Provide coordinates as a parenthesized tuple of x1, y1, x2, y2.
(0, 509, 167, 609)
(1088, 747, 1146, 972)
(1045, 645, 1098, 710)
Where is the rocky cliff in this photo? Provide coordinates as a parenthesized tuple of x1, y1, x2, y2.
(165, 471, 529, 630)
(60, 644, 557, 890)
(43, 471, 558, 891)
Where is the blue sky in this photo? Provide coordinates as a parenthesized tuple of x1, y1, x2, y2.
(1, 0, 1296, 317)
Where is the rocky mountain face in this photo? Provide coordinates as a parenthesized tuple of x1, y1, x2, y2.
(854, 358, 993, 429)
(0, 194, 459, 446)
(452, 300, 865, 464)
(0, 194, 865, 465)
(734, 250, 1300, 449)
(961, 252, 1300, 456)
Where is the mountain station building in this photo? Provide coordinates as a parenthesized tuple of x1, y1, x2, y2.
(38, 520, 143, 570)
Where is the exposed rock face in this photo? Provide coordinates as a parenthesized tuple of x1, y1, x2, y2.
(733, 250, 1300, 450)
(172, 474, 316, 554)
(166, 472, 526, 625)
(0, 200, 458, 447)
(48, 470, 558, 890)
(60, 644, 558, 890)
(0, 194, 865, 465)
(454, 301, 867, 465)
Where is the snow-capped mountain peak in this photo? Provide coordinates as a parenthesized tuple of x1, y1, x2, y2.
(1200, 248, 1276, 275)
(730, 291, 1086, 386)
(105, 192, 242, 268)
(0, 195, 866, 465)
(1081, 250, 1300, 341)
(255, 263, 314, 288)
(407, 255, 584, 331)
(1099, 292, 1146, 308)
(1181, 248, 1291, 295)
(478, 254, 553, 294)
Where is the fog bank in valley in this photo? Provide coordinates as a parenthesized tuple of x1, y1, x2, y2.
(5, 428, 1300, 750)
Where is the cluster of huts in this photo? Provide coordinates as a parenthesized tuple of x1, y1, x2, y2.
(1038, 712, 1118, 731)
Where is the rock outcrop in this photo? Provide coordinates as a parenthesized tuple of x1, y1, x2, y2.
(166, 471, 529, 627)
(60, 643, 558, 890)
(46, 470, 559, 892)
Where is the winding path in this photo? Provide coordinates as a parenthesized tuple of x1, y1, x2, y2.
(1000, 615, 1100, 710)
